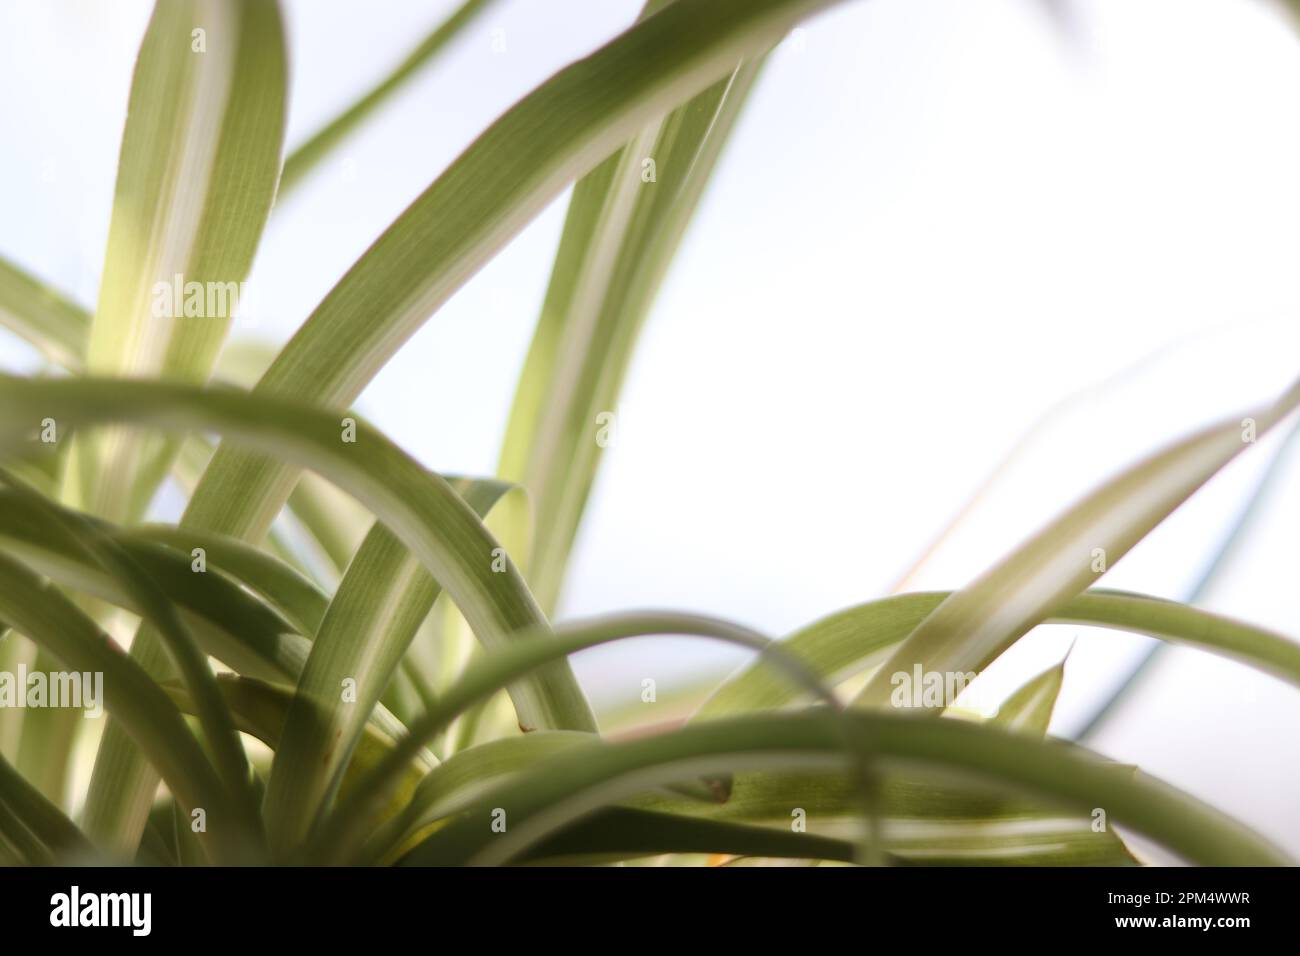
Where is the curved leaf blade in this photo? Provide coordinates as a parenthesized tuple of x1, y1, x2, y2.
(69, 0, 288, 521)
(264, 479, 518, 853)
(402, 709, 1289, 867)
(855, 383, 1300, 709)
(700, 589, 1300, 718)
(0, 376, 590, 730)
(0, 256, 88, 370)
(278, 0, 501, 197)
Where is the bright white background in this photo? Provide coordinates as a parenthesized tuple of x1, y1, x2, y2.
(2, 0, 1300, 857)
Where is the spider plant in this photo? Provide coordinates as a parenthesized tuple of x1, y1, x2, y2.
(0, 0, 1297, 868)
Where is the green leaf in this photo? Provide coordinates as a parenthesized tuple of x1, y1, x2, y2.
(0, 796, 52, 865)
(700, 589, 1300, 717)
(169, 435, 312, 573)
(16, 378, 587, 854)
(67, 0, 287, 522)
(278, 0, 502, 198)
(264, 479, 518, 854)
(365, 730, 591, 863)
(284, 472, 373, 575)
(990, 659, 1066, 736)
(0, 626, 30, 764)
(367, 729, 1133, 866)
(699, 592, 939, 717)
(854, 381, 1300, 709)
(0, 376, 590, 729)
(499, 7, 766, 611)
(513, 806, 863, 866)
(313, 610, 852, 864)
(0, 473, 260, 841)
(0, 489, 314, 681)
(0, 551, 244, 863)
(0, 753, 93, 862)
(162, 674, 436, 805)
(401, 709, 1289, 867)
(0, 256, 89, 370)
(1075, 415, 1300, 740)
(135, 523, 329, 639)
(633, 766, 1137, 866)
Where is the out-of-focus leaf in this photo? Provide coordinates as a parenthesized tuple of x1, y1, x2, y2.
(0, 256, 88, 370)
(314, 610, 837, 863)
(66, 0, 287, 523)
(855, 383, 1300, 709)
(0, 753, 93, 862)
(500, 1, 766, 611)
(0, 376, 588, 728)
(400, 709, 1288, 867)
(992, 660, 1066, 736)
(699, 589, 1300, 718)
(264, 479, 517, 854)
(278, 0, 502, 197)
(162, 674, 435, 811)
(0, 473, 259, 839)
(0, 374, 587, 855)
(0, 552, 241, 862)
(0, 489, 313, 680)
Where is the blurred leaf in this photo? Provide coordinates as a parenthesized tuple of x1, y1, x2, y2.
(855, 383, 1300, 709)
(635, 766, 1137, 866)
(991, 659, 1066, 736)
(0, 376, 589, 728)
(67, 0, 287, 522)
(401, 709, 1288, 867)
(0, 551, 240, 862)
(136, 523, 328, 638)
(0, 473, 259, 838)
(0, 256, 88, 370)
(0, 374, 589, 855)
(700, 589, 1300, 718)
(500, 4, 766, 611)
(264, 479, 517, 854)
(0, 753, 92, 862)
(0, 489, 314, 680)
(513, 807, 861, 866)
(163, 674, 435, 813)
(279, 0, 502, 197)
(91, 0, 842, 854)
(370, 728, 1132, 866)
(314, 609, 833, 863)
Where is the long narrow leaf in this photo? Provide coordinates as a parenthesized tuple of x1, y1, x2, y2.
(264, 479, 517, 853)
(0, 553, 243, 862)
(401, 709, 1289, 867)
(0, 473, 260, 841)
(0, 376, 590, 729)
(0, 753, 93, 861)
(314, 611, 852, 863)
(0, 490, 314, 680)
(700, 589, 1300, 718)
(502, 55, 765, 610)
(278, 0, 501, 197)
(67, 0, 287, 522)
(0, 256, 89, 370)
(855, 382, 1300, 709)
